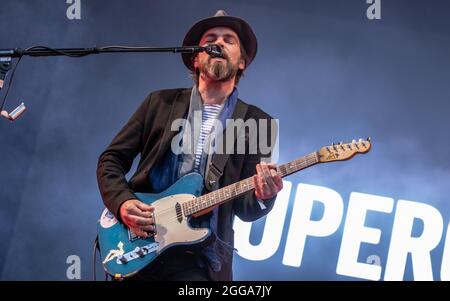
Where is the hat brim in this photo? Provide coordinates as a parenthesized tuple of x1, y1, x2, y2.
(182, 15, 257, 70)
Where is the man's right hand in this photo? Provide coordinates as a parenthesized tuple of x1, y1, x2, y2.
(119, 199, 155, 238)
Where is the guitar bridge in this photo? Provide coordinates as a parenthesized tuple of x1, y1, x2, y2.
(116, 242, 159, 265)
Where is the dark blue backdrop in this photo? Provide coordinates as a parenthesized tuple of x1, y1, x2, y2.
(0, 0, 449, 280)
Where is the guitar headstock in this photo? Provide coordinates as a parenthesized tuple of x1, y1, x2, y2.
(318, 138, 372, 163)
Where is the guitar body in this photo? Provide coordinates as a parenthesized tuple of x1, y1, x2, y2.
(97, 173, 211, 278)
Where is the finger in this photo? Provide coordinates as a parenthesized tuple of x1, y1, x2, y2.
(266, 163, 277, 169)
(265, 165, 282, 194)
(270, 169, 277, 177)
(258, 175, 272, 197)
(135, 201, 154, 212)
(129, 216, 153, 227)
(140, 224, 155, 232)
(256, 164, 269, 189)
(259, 168, 278, 197)
(138, 210, 153, 218)
(265, 184, 277, 197)
(255, 165, 273, 196)
(253, 175, 264, 199)
(254, 174, 274, 200)
(256, 164, 264, 182)
(261, 163, 276, 189)
(130, 227, 149, 238)
(270, 168, 280, 178)
(272, 171, 283, 191)
(127, 205, 152, 218)
(270, 169, 283, 187)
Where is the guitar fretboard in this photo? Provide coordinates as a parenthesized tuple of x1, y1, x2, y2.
(182, 152, 319, 217)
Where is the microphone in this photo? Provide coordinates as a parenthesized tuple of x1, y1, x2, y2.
(203, 44, 223, 58)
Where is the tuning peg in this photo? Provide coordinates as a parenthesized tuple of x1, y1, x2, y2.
(358, 138, 363, 142)
(367, 137, 371, 142)
(352, 139, 356, 144)
(333, 143, 338, 151)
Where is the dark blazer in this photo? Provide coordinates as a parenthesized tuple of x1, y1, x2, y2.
(97, 88, 278, 280)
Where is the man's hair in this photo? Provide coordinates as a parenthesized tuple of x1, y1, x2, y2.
(189, 41, 250, 86)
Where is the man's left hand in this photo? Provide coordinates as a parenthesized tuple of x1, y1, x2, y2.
(253, 162, 283, 201)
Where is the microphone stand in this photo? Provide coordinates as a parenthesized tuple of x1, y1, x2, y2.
(0, 45, 208, 58)
(0, 44, 221, 121)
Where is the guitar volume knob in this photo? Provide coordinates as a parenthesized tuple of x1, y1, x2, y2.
(118, 255, 128, 264)
(135, 247, 145, 257)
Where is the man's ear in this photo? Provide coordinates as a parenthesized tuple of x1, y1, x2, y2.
(193, 54, 199, 69)
(239, 58, 246, 71)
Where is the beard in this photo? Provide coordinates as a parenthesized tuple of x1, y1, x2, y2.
(199, 54, 240, 82)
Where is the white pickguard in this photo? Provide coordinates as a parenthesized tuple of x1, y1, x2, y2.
(151, 194, 210, 252)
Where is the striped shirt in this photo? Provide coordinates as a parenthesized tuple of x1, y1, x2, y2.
(193, 104, 223, 171)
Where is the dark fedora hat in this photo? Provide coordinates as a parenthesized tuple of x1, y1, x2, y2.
(182, 10, 258, 70)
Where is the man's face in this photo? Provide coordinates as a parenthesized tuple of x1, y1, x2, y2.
(193, 27, 246, 82)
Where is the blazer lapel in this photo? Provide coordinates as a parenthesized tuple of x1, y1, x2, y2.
(154, 88, 191, 163)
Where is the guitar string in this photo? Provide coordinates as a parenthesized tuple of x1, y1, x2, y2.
(127, 148, 363, 236)
(150, 156, 318, 218)
(152, 154, 318, 217)
(131, 158, 319, 234)
(149, 156, 318, 221)
(129, 145, 365, 223)
(146, 157, 319, 225)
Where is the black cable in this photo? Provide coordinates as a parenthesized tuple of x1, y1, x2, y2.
(0, 44, 96, 113)
(25, 45, 93, 57)
(0, 45, 93, 114)
(93, 236, 99, 281)
(100, 45, 154, 50)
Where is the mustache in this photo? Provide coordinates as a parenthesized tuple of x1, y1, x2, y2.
(208, 50, 229, 61)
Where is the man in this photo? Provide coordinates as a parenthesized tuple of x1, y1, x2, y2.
(97, 10, 282, 281)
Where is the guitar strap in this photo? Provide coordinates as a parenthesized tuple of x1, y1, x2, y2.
(204, 100, 248, 192)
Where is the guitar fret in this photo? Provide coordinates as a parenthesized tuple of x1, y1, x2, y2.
(214, 191, 218, 205)
(231, 185, 236, 198)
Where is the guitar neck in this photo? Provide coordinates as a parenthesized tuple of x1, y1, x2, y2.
(183, 152, 320, 217)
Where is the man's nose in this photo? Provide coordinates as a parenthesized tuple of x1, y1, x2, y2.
(215, 38, 225, 48)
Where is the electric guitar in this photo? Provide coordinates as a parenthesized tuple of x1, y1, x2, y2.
(97, 138, 372, 279)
